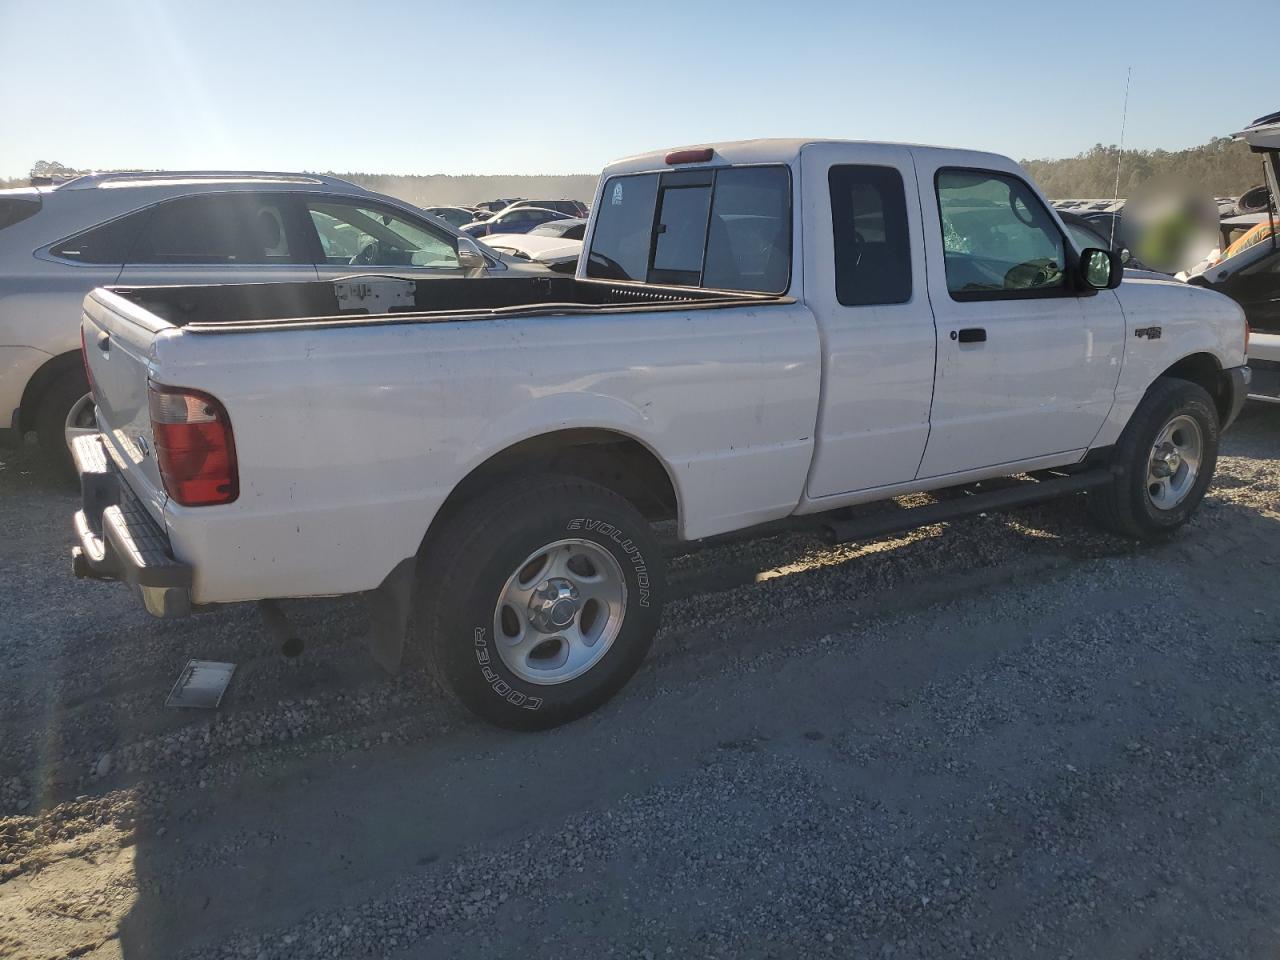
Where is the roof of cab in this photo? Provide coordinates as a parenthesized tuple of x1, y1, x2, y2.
(600, 138, 1015, 177)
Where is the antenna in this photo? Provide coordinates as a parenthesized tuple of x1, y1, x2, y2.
(1110, 67, 1132, 249)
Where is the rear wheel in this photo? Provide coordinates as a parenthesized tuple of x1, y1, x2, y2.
(1089, 377, 1219, 539)
(35, 370, 91, 476)
(416, 474, 665, 730)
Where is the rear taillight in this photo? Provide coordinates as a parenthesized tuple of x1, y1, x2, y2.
(1245, 320, 1251, 356)
(147, 382, 238, 506)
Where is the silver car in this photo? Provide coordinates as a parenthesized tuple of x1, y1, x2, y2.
(0, 171, 535, 469)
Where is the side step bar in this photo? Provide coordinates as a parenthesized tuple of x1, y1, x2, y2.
(823, 468, 1114, 545)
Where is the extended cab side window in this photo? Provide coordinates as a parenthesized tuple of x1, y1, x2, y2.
(828, 165, 912, 306)
(587, 165, 790, 293)
(936, 170, 1066, 299)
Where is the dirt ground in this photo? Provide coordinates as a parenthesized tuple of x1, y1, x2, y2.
(1, 403, 1278, 960)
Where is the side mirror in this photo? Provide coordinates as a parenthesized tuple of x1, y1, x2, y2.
(457, 235, 487, 277)
(1079, 247, 1122, 290)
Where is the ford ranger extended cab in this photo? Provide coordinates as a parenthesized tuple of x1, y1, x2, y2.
(72, 140, 1251, 730)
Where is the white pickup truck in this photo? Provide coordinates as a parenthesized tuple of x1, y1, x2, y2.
(72, 139, 1250, 730)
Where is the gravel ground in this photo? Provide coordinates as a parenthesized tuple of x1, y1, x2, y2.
(1, 404, 1279, 959)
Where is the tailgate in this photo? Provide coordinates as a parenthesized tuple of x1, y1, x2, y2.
(82, 289, 171, 522)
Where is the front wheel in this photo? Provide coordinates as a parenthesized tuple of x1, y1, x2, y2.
(415, 475, 666, 730)
(1089, 377, 1220, 539)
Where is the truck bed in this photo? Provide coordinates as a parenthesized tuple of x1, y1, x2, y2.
(105, 274, 788, 332)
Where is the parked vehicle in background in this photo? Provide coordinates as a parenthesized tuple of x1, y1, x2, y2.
(0, 171, 514, 469)
(474, 198, 522, 216)
(526, 217, 587, 240)
(1182, 109, 1280, 403)
(485, 218, 588, 270)
(423, 205, 480, 228)
(73, 138, 1248, 731)
(1057, 210, 1132, 265)
(462, 206, 571, 237)
(483, 231, 582, 273)
(500, 199, 590, 219)
(1075, 209, 1123, 243)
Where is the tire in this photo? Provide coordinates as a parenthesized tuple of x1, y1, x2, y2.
(1236, 184, 1270, 216)
(34, 369, 90, 476)
(1089, 377, 1219, 540)
(415, 474, 666, 730)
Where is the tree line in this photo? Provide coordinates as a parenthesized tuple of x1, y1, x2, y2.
(1021, 136, 1266, 199)
(4, 137, 1270, 202)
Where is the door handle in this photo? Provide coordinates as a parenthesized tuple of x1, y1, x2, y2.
(953, 328, 986, 343)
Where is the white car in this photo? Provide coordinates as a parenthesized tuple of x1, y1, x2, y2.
(484, 218, 586, 272)
(0, 171, 517, 469)
(72, 139, 1248, 730)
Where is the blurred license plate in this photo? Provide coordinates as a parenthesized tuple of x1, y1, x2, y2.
(165, 659, 236, 709)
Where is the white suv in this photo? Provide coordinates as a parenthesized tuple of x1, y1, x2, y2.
(0, 171, 518, 469)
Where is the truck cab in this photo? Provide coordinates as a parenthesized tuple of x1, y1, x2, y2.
(581, 140, 1246, 496)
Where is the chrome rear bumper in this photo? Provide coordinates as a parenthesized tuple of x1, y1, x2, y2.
(70, 433, 193, 618)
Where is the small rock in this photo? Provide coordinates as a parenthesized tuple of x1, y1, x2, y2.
(94, 753, 113, 778)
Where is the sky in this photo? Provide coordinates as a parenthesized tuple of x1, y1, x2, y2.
(1, 0, 1275, 179)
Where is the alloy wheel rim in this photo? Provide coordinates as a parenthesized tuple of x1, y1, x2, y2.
(492, 538, 627, 685)
(1146, 414, 1202, 511)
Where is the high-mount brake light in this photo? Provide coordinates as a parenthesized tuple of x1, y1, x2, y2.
(665, 148, 714, 165)
(147, 382, 238, 506)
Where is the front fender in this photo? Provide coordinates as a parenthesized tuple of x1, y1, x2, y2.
(1092, 279, 1248, 447)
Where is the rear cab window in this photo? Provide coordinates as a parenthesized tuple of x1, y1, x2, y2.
(586, 164, 791, 293)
